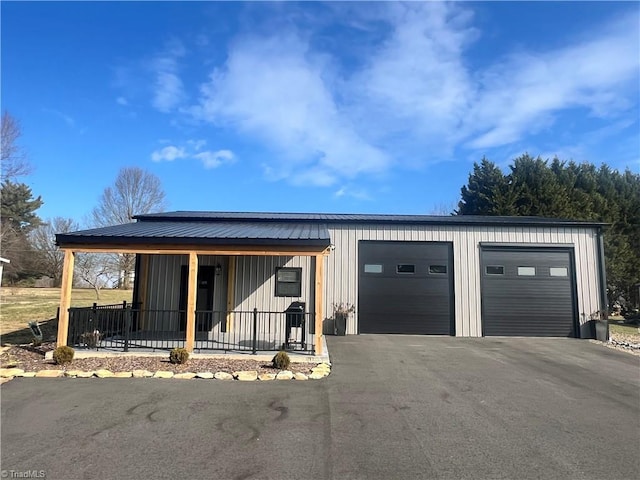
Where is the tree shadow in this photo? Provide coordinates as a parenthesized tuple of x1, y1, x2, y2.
(1, 317, 58, 345)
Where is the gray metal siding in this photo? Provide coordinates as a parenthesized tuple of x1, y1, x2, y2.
(325, 225, 602, 337)
(233, 256, 312, 312)
(143, 254, 228, 330)
(140, 224, 602, 338)
(480, 248, 576, 336)
(358, 241, 453, 334)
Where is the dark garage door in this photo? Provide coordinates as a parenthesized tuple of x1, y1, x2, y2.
(358, 241, 454, 335)
(481, 247, 577, 337)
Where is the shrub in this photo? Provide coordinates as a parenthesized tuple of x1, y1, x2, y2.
(52, 346, 75, 365)
(169, 347, 189, 365)
(272, 350, 290, 370)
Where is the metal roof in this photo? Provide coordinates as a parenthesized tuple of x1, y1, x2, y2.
(134, 211, 607, 227)
(56, 221, 331, 247)
(57, 211, 606, 248)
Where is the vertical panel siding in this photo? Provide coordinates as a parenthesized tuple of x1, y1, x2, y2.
(325, 224, 602, 337)
(140, 225, 601, 338)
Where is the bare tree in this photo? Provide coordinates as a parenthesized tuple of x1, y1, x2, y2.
(1, 111, 32, 181)
(30, 217, 80, 286)
(428, 201, 458, 216)
(74, 254, 118, 300)
(91, 167, 166, 289)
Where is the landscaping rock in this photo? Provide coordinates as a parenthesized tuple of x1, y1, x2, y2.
(132, 369, 154, 378)
(0, 377, 13, 385)
(173, 372, 196, 380)
(294, 372, 308, 381)
(35, 370, 63, 378)
(234, 370, 258, 381)
(214, 372, 233, 380)
(258, 373, 276, 381)
(113, 371, 133, 378)
(95, 369, 114, 378)
(153, 371, 174, 379)
(195, 372, 214, 379)
(276, 370, 293, 380)
(16, 372, 37, 378)
(75, 371, 94, 378)
(65, 370, 84, 377)
(0, 368, 24, 378)
(309, 372, 326, 380)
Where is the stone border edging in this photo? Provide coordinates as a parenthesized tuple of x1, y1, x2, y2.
(0, 363, 332, 384)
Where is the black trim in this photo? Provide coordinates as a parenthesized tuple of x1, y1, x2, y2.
(596, 227, 609, 317)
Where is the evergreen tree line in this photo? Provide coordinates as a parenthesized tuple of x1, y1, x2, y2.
(457, 154, 640, 309)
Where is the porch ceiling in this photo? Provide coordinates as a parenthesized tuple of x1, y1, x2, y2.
(56, 220, 331, 254)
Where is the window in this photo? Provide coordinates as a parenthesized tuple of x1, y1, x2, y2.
(549, 267, 568, 277)
(364, 264, 383, 274)
(517, 266, 536, 276)
(486, 266, 505, 275)
(396, 264, 415, 274)
(275, 267, 302, 297)
(429, 265, 447, 274)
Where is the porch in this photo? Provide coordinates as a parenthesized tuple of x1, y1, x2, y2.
(55, 213, 332, 355)
(67, 303, 317, 354)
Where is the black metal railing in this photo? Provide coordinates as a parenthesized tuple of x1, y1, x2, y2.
(67, 305, 315, 354)
(194, 309, 315, 353)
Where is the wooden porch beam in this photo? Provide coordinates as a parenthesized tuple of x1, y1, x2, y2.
(226, 256, 236, 332)
(185, 252, 198, 352)
(314, 254, 324, 355)
(56, 250, 75, 346)
(56, 244, 330, 257)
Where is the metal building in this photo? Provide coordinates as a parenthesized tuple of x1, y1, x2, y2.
(55, 212, 607, 354)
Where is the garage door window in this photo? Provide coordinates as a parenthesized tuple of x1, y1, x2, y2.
(549, 267, 568, 277)
(429, 265, 447, 274)
(517, 266, 536, 276)
(396, 264, 415, 274)
(364, 264, 383, 274)
(486, 266, 504, 275)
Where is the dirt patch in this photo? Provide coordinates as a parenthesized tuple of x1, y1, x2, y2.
(0, 343, 316, 374)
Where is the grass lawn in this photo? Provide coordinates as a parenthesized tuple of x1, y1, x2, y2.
(608, 319, 640, 338)
(1, 287, 132, 344)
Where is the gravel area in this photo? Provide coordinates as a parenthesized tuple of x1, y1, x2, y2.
(0, 342, 317, 374)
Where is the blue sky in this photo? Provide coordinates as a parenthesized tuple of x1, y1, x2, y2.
(2, 1, 639, 223)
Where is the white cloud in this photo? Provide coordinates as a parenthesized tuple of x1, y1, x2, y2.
(193, 149, 235, 169)
(181, 3, 638, 184)
(187, 139, 207, 151)
(151, 145, 187, 162)
(190, 32, 389, 186)
(466, 15, 640, 150)
(333, 186, 371, 201)
(150, 141, 235, 169)
(151, 40, 187, 113)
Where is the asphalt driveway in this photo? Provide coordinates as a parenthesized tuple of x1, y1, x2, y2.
(1, 336, 639, 480)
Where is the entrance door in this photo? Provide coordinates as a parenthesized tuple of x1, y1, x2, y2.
(179, 265, 216, 331)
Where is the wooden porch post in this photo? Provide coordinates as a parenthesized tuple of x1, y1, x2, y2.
(226, 256, 236, 331)
(138, 254, 150, 329)
(185, 252, 198, 352)
(314, 254, 324, 355)
(56, 249, 75, 346)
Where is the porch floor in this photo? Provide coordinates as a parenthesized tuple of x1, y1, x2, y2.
(75, 330, 324, 359)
